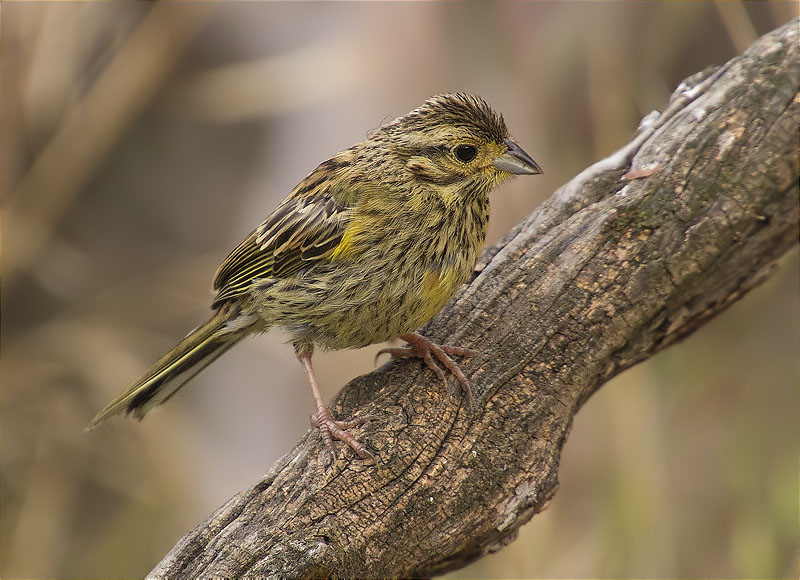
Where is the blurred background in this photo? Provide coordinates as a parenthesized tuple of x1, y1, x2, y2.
(2, 2, 797, 578)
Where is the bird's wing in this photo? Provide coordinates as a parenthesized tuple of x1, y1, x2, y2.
(212, 170, 355, 306)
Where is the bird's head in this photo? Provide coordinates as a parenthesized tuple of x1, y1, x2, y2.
(371, 93, 541, 204)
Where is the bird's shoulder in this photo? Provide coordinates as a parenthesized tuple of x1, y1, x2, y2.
(211, 150, 364, 305)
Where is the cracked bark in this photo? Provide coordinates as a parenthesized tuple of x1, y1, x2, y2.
(149, 20, 799, 579)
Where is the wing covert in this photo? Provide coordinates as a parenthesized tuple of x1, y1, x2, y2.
(212, 188, 352, 307)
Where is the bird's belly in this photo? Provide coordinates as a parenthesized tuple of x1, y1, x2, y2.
(257, 258, 471, 351)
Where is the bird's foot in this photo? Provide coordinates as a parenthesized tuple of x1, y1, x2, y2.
(376, 332, 476, 408)
(311, 404, 375, 462)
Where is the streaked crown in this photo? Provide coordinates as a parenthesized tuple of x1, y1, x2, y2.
(391, 93, 509, 143)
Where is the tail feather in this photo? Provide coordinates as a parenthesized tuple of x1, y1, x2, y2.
(88, 308, 248, 430)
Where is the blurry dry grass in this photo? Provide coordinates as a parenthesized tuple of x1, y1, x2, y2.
(2, 2, 797, 578)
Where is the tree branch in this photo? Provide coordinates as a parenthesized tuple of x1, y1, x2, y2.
(149, 20, 799, 579)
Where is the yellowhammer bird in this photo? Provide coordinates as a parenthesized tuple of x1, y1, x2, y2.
(89, 94, 541, 460)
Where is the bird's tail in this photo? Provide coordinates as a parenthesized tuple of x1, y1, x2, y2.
(87, 306, 251, 430)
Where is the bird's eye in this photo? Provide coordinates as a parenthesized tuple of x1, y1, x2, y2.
(454, 144, 477, 163)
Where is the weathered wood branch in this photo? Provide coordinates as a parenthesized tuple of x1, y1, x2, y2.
(150, 21, 799, 579)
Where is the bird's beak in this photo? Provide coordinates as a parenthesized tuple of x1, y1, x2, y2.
(493, 138, 543, 175)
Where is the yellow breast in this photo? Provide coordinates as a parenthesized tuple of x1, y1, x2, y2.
(414, 266, 465, 325)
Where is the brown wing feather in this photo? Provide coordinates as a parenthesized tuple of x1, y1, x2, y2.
(212, 170, 353, 307)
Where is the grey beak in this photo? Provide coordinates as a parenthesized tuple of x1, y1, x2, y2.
(493, 138, 543, 175)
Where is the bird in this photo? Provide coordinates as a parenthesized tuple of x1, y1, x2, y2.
(88, 93, 542, 460)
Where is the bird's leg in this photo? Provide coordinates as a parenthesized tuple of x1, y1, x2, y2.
(376, 332, 477, 408)
(297, 352, 374, 461)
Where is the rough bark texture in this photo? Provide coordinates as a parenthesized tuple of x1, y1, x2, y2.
(150, 21, 799, 579)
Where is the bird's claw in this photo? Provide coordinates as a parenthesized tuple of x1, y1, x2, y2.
(376, 332, 476, 409)
(311, 406, 375, 462)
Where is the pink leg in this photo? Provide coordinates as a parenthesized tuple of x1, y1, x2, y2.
(297, 353, 374, 461)
(376, 332, 476, 408)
